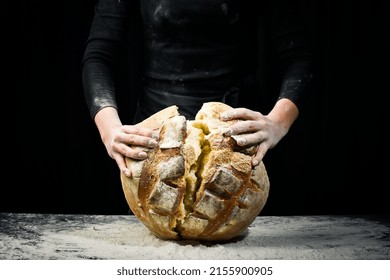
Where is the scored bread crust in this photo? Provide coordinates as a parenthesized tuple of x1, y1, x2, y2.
(120, 102, 270, 241)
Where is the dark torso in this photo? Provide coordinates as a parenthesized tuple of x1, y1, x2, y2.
(82, 0, 313, 120)
(139, 0, 260, 83)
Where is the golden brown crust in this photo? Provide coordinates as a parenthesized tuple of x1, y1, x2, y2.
(136, 105, 180, 129)
(121, 102, 270, 241)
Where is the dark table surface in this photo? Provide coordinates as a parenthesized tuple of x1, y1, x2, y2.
(1, 213, 389, 260)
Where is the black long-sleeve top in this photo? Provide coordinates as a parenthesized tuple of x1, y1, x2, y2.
(82, 0, 314, 120)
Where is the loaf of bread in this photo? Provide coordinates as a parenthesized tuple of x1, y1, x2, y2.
(121, 102, 270, 241)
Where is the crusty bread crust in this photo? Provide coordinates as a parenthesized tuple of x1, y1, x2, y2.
(121, 102, 270, 241)
(136, 105, 180, 129)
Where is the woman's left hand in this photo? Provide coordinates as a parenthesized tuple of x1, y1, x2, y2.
(220, 98, 299, 166)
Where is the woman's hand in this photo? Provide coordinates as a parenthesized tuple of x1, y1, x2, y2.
(94, 107, 159, 177)
(103, 124, 159, 177)
(220, 98, 299, 166)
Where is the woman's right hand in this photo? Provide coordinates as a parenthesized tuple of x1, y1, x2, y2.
(94, 107, 159, 177)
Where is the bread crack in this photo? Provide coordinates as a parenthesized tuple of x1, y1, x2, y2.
(176, 121, 211, 237)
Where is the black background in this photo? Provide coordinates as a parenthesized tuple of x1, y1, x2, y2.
(12, 0, 389, 216)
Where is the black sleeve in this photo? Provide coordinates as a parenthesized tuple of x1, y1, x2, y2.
(81, 0, 133, 119)
(265, 0, 314, 108)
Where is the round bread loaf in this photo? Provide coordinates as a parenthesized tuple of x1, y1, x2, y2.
(121, 102, 270, 241)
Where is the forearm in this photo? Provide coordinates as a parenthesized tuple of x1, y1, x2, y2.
(266, 0, 314, 109)
(82, 59, 118, 119)
(94, 107, 122, 145)
(81, 0, 131, 119)
(267, 98, 299, 136)
(278, 60, 314, 108)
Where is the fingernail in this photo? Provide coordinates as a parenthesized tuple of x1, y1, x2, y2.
(124, 170, 131, 177)
(220, 113, 228, 120)
(252, 159, 259, 166)
(138, 151, 147, 158)
(223, 128, 232, 136)
(148, 139, 158, 147)
(152, 131, 159, 140)
(231, 135, 246, 145)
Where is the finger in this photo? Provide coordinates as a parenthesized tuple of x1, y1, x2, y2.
(231, 131, 265, 146)
(122, 125, 159, 139)
(118, 133, 158, 148)
(252, 143, 268, 166)
(117, 143, 149, 160)
(220, 108, 260, 121)
(115, 154, 132, 177)
(223, 120, 262, 136)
